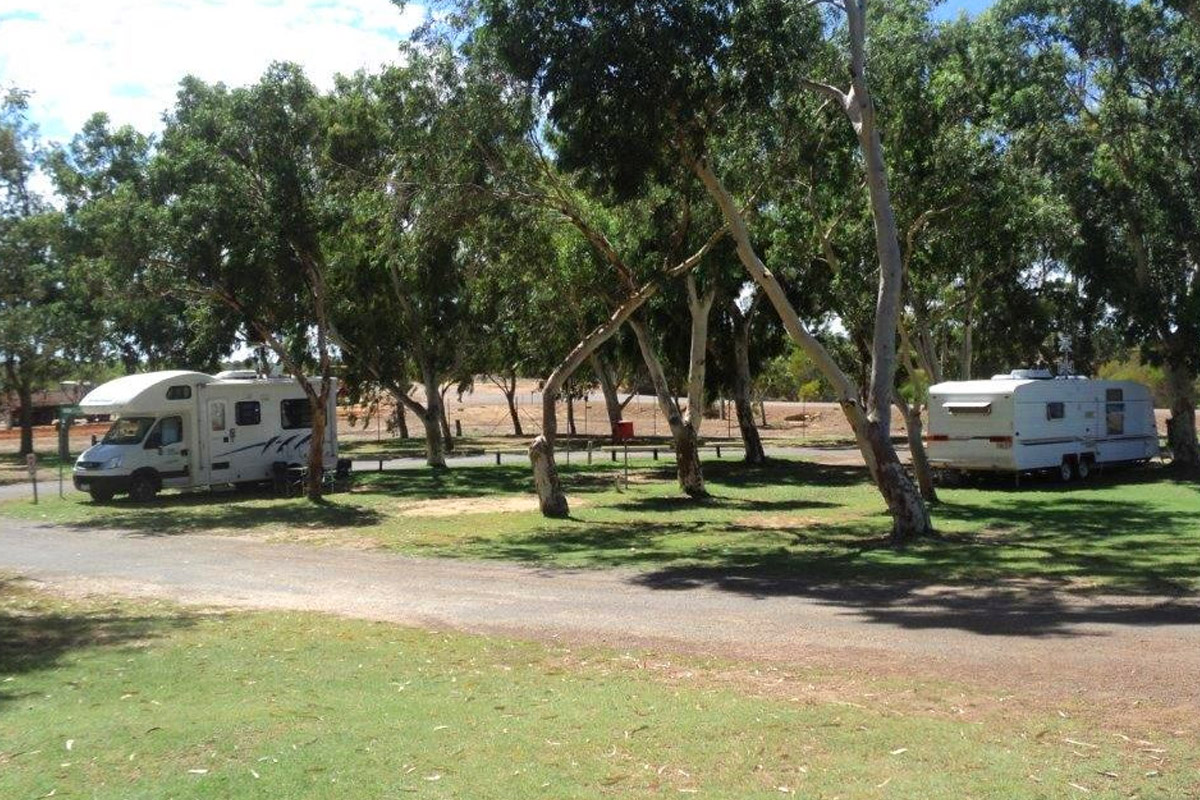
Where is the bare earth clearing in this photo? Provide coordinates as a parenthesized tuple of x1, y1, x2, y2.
(3, 519, 1198, 735)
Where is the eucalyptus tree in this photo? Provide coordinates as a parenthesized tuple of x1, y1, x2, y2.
(48, 113, 235, 373)
(993, 0, 1200, 468)
(0, 90, 99, 455)
(323, 44, 536, 467)
(478, 0, 935, 539)
(152, 64, 339, 498)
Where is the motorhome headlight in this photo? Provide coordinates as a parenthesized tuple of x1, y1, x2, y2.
(103, 456, 123, 470)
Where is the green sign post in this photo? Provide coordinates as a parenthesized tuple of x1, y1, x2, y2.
(57, 405, 83, 498)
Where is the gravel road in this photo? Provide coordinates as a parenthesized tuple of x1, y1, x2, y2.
(2, 518, 1198, 712)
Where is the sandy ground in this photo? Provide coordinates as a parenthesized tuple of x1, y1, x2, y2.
(2, 519, 1198, 729)
(1, 377, 1180, 456)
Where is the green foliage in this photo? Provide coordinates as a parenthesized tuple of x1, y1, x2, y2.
(0, 90, 101, 452)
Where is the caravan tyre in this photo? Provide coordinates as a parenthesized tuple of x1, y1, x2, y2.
(128, 472, 159, 503)
(1059, 460, 1074, 482)
(1076, 458, 1092, 480)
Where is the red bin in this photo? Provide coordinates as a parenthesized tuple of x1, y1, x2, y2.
(614, 420, 634, 441)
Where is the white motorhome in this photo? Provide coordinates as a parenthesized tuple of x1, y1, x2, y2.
(73, 370, 338, 502)
(926, 370, 1158, 481)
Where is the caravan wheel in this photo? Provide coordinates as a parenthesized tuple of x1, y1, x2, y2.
(1076, 457, 1092, 480)
(1059, 459, 1074, 482)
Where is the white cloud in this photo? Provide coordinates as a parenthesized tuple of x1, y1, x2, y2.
(0, 0, 426, 142)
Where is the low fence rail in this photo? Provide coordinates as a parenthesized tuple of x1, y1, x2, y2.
(348, 442, 748, 471)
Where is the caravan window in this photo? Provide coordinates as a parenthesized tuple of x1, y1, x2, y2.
(1046, 402, 1065, 420)
(281, 399, 312, 430)
(1106, 388, 1125, 435)
(166, 385, 191, 400)
(235, 401, 261, 426)
(944, 401, 992, 415)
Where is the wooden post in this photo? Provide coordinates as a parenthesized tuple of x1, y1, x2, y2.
(27, 454, 38, 505)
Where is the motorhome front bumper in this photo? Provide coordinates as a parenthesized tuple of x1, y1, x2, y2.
(73, 473, 130, 494)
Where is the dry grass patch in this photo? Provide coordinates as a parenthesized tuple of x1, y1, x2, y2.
(393, 494, 588, 516)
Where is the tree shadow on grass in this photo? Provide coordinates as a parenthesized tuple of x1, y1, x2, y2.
(630, 564, 1200, 638)
(70, 492, 384, 537)
(0, 578, 197, 705)
(616, 490, 1200, 637)
(609, 495, 840, 514)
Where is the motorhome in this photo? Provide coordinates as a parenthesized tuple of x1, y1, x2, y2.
(925, 370, 1158, 481)
(73, 370, 338, 502)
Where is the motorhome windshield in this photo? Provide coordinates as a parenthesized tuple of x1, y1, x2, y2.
(101, 416, 155, 445)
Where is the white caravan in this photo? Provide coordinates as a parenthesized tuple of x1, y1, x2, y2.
(73, 370, 338, 502)
(925, 370, 1158, 480)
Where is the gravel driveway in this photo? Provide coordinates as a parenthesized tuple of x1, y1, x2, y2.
(2, 518, 1198, 713)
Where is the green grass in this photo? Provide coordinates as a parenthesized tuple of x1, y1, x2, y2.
(5, 458, 1200, 592)
(1, 583, 1194, 799)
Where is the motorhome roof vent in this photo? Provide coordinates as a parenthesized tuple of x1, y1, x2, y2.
(215, 370, 259, 381)
(992, 369, 1053, 380)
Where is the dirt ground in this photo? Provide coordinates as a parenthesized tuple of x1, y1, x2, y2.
(0, 378, 1177, 455)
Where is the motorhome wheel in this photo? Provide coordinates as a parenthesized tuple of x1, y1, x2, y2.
(1076, 458, 1092, 480)
(128, 471, 159, 503)
(1059, 459, 1074, 482)
(88, 487, 115, 503)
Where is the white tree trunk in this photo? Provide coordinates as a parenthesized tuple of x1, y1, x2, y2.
(630, 317, 707, 497)
(590, 351, 624, 436)
(732, 301, 766, 464)
(691, 157, 930, 541)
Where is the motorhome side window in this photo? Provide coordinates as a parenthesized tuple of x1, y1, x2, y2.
(145, 416, 183, 449)
(166, 385, 191, 400)
(281, 399, 312, 430)
(1106, 388, 1125, 436)
(235, 401, 261, 426)
(1046, 402, 1065, 420)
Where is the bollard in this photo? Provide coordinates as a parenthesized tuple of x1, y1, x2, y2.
(716, 445, 722, 458)
(455, 419, 463, 437)
(652, 448, 658, 461)
(27, 453, 38, 505)
(587, 442, 593, 464)
(495, 451, 501, 465)
(378, 457, 383, 472)
(611, 449, 617, 462)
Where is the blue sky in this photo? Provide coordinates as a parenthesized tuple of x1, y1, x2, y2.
(0, 0, 426, 143)
(1, 0, 995, 147)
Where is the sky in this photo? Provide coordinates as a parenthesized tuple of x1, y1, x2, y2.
(0, 0, 427, 143)
(1, 0, 994, 147)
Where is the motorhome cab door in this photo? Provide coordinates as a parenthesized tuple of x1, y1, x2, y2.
(145, 415, 190, 488)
